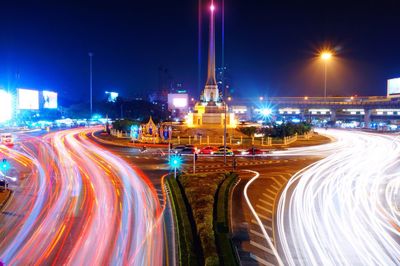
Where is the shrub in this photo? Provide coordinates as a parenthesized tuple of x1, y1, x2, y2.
(166, 177, 199, 265)
(179, 173, 225, 266)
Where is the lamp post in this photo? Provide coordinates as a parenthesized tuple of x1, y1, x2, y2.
(321, 51, 332, 101)
(88, 52, 94, 116)
(223, 99, 227, 165)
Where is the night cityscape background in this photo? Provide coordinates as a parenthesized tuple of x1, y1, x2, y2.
(0, 1, 400, 265)
(2, 0, 400, 105)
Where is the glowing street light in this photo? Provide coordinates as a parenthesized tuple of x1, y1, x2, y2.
(321, 52, 332, 61)
(227, 96, 232, 101)
(169, 154, 182, 178)
(261, 108, 272, 117)
(320, 51, 333, 100)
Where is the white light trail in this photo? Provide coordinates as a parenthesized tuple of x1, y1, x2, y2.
(275, 130, 400, 265)
(243, 169, 284, 266)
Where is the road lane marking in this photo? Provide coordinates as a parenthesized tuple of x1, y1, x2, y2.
(243, 170, 283, 265)
(260, 199, 274, 207)
(262, 193, 275, 201)
(250, 240, 275, 255)
(250, 253, 275, 266)
(271, 184, 280, 191)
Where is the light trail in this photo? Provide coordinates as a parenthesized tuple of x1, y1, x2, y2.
(243, 169, 284, 266)
(0, 127, 165, 265)
(274, 129, 400, 265)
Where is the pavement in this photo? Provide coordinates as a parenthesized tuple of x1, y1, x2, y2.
(230, 158, 321, 266)
(92, 129, 331, 266)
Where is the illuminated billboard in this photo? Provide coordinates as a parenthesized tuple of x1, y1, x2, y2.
(387, 78, 400, 98)
(17, 88, 39, 110)
(168, 93, 188, 110)
(42, 91, 58, 109)
(0, 90, 13, 123)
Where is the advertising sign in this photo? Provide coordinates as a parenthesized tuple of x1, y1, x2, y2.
(43, 91, 58, 109)
(168, 93, 188, 110)
(17, 89, 39, 110)
(387, 78, 400, 98)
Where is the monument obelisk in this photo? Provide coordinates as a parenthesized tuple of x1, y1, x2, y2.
(201, 3, 220, 104)
(187, 2, 236, 128)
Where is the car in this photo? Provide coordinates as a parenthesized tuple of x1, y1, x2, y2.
(1, 134, 14, 146)
(213, 147, 233, 156)
(172, 145, 186, 153)
(180, 147, 196, 154)
(218, 145, 232, 150)
(185, 144, 195, 148)
(199, 146, 217, 154)
(242, 148, 266, 155)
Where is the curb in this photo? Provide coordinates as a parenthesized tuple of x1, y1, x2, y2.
(0, 189, 13, 211)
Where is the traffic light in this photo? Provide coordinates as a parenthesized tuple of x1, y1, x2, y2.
(1, 159, 10, 171)
(169, 155, 182, 169)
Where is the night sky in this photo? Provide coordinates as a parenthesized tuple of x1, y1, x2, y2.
(1, 0, 400, 104)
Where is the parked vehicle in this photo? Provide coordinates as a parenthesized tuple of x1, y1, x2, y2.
(199, 146, 217, 154)
(180, 147, 197, 154)
(241, 148, 266, 155)
(172, 145, 186, 153)
(213, 147, 233, 156)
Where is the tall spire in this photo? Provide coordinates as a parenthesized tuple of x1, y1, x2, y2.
(206, 2, 217, 86)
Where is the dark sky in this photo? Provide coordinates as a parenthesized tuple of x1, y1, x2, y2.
(1, 0, 400, 103)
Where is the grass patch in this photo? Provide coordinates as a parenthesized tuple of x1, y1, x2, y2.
(215, 173, 239, 265)
(166, 177, 199, 266)
(179, 173, 225, 266)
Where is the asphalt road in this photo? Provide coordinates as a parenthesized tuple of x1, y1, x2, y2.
(0, 127, 166, 265)
(233, 129, 400, 266)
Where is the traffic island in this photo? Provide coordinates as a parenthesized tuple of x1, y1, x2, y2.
(167, 172, 239, 266)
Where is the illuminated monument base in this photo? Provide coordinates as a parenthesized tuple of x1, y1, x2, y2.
(186, 103, 236, 128)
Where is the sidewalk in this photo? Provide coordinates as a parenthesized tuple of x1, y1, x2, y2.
(276, 133, 331, 148)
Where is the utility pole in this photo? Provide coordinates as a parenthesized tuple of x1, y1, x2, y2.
(88, 52, 94, 116)
(324, 61, 327, 101)
(222, 0, 227, 165)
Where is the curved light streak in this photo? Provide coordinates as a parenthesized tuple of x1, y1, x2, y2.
(243, 169, 284, 265)
(0, 127, 165, 265)
(275, 130, 400, 265)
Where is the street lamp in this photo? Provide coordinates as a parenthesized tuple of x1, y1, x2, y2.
(320, 51, 332, 101)
(88, 52, 94, 116)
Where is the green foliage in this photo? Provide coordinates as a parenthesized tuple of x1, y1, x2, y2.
(179, 173, 226, 266)
(112, 119, 137, 132)
(215, 173, 240, 266)
(166, 177, 199, 266)
(238, 126, 258, 137)
(264, 122, 311, 138)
